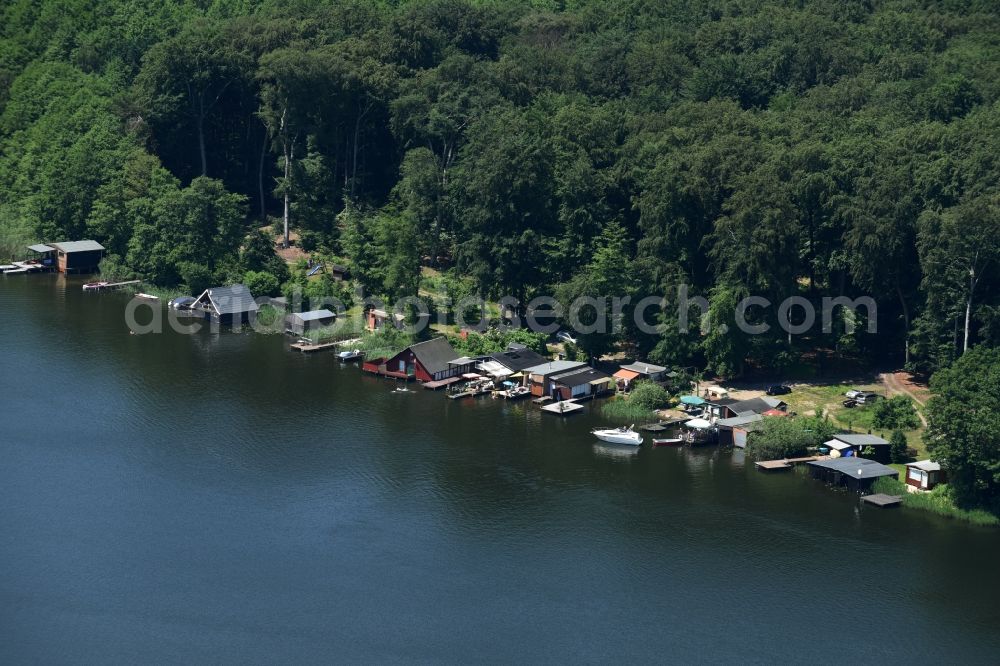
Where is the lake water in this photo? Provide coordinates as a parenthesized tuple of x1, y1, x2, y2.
(2, 274, 998, 663)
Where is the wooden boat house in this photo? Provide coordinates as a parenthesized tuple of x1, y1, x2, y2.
(285, 309, 336, 336)
(522, 360, 590, 398)
(365, 336, 473, 383)
(190, 284, 258, 325)
(32, 240, 105, 273)
(905, 460, 946, 491)
(549, 367, 614, 401)
(807, 457, 899, 493)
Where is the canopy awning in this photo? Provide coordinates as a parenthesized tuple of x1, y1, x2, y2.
(680, 395, 705, 405)
(763, 409, 788, 417)
(27, 244, 54, 253)
(614, 369, 640, 381)
(509, 372, 524, 379)
(685, 418, 713, 429)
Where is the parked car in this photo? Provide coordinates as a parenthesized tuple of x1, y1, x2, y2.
(555, 330, 578, 345)
(842, 398, 857, 408)
(766, 384, 791, 396)
(855, 392, 882, 405)
(844, 389, 863, 399)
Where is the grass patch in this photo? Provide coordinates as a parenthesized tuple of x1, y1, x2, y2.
(600, 396, 656, 422)
(872, 477, 999, 526)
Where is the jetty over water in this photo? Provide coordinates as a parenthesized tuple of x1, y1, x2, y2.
(755, 455, 830, 471)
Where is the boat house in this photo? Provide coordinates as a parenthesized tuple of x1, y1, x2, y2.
(807, 457, 899, 493)
(46, 240, 105, 273)
(617, 361, 668, 383)
(285, 309, 336, 336)
(905, 460, 946, 491)
(190, 284, 258, 325)
(717, 413, 764, 448)
(373, 336, 472, 383)
(522, 360, 590, 398)
(825, 434, 892, 464)
(550, 367, 614, 401)
(476, 347, 548, 380)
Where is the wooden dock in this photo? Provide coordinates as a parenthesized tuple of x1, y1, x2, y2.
(861, 493, 903, 508)
(82, 280, 141, 291)
(290, 341, 341, 353)
(423, 377, 463, 390)
(755, 455, 829, 471)
(532, 396, 553, 405)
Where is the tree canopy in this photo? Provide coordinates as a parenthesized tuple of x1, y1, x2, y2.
(2, 0, 1000, 377)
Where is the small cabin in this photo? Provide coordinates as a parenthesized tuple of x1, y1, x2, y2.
(824, 434, 891, 464)
(617, 361, 668, 383)
(285, 309, 336, 336)
(905, 460, 946, 491)
(190, 284, 258, 325)
(48, 240, 105, 274)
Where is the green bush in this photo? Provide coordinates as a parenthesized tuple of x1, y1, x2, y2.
(630, 380, 670, 411)
(872, 395, 920, 430)
(244, 270, 280, 297)
(872, 477, 998, 526)
(746, 416, 836, 460)
(600, 396, 655, 422)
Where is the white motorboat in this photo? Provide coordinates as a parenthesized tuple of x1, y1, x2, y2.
(591, 425, 643, 446)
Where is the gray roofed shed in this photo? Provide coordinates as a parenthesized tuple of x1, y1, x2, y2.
(294, 309, 335, 322)
(807, 457, 898, 480)
(831, 434, 889, 447)
(49, 240, 105, 253)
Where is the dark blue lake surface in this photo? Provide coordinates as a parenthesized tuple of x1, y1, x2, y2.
(2, 275, 998, 663)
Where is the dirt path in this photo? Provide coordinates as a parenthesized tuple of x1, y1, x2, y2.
(880, 372, 929, 427)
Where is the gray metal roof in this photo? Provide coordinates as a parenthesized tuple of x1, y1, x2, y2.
(522, 360, 588, 377)
(619, 361, 667, 375)
(197, 284, 258, 315)
(551, 367, 611, 388)
(292, 309, 335, 322)
(728, 397, 786, 415)
(906, 460, 942, 472)
(717, 413, 764, 428)
(489, 348, 548, 372)
(408, 336, 460, 376)
(49, 240, 105, 253)
(807, 457, 898, 480)
(27, 244, 54, 253)
(832, 433, 890, 447)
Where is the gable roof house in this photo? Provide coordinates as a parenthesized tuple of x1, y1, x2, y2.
(905, 460, 946, 491)
(191, 284, 258, 324)
(381, 337, 470, 383)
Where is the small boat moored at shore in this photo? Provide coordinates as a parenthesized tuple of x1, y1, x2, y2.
(652, 437, 683, 447)
(82, 281, 110, 291)
(135, 292, 160, 301)
(338, 349, 364, 361)
(591, 425, 643, 446)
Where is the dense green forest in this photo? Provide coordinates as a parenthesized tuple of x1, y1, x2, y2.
(2, 0, 1000, 378)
